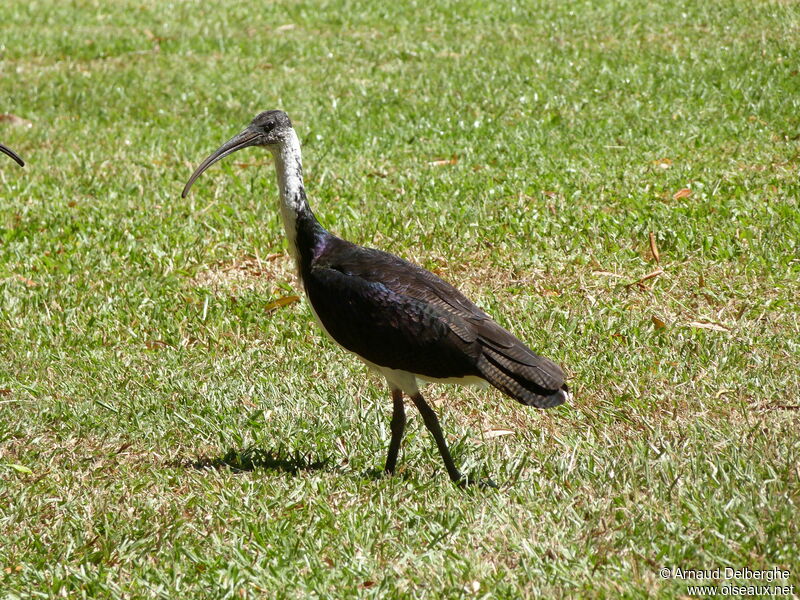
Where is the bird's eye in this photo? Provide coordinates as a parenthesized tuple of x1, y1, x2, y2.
(265, 121, 275, 131)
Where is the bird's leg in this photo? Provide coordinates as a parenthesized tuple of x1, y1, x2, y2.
(384, 388, 406, 475)
(409, 392, 464, 484)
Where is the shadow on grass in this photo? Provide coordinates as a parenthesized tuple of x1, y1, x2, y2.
(181, 447, 330, 475)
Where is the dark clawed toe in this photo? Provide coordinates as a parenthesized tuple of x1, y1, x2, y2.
(364, 468, 388, 480)
(454, 475, 499, 489)
(368, 466, 407, 481)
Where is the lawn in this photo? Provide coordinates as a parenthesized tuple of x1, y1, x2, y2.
(1, 0, 798, 597)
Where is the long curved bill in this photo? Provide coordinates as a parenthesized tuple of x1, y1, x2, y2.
(181, 128, 262, 198)
(0, 143, 24, 167)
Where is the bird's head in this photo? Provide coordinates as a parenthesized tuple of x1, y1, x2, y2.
(182, 110, 294, 198)
(0, 143, 25, 167)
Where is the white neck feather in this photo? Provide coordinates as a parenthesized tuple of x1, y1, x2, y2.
(271, 130, 305, 263)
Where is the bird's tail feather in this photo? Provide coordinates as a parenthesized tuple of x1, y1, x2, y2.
(477, 348, 569, 409)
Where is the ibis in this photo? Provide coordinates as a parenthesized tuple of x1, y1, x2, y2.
(182, 110, 569, 484)
(0, 143, 24, 167)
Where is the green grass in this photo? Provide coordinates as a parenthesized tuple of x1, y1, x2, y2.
(1, 0, 799, 597)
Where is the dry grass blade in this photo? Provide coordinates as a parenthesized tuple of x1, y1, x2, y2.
(483, 428, 515, 439)
(264, 294, 300, 314)
(16, 275, 37, 287)
(649, 232, 660, 265)
(625, 269, 664, 288)
(593, 270, 625, 278)
(428, 154, 458, 166)
(687, 321, 730, 332)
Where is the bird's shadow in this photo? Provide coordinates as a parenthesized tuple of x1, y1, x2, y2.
(180, 446, 330, 475)
(175, 448, 498, 489)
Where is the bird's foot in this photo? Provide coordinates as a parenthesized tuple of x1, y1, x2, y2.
(368, 466, 409, 481)
(453, 474, 499, 489)
(364, 467, 392, 481)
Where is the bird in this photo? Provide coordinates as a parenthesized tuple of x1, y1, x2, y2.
(182, 110, 569, 485)
(0, 143, 24, 167)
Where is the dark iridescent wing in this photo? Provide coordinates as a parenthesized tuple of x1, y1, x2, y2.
(315, 240, 565, 393)
(304, 263, 481, 379)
